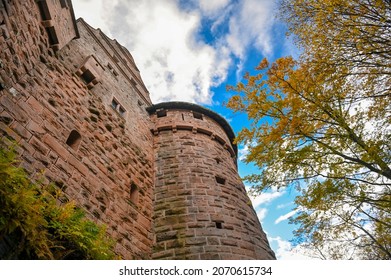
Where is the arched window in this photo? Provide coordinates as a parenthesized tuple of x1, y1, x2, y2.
(66, 130, 82, 151)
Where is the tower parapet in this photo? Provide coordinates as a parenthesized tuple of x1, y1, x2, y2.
(148, 102, 276, 260)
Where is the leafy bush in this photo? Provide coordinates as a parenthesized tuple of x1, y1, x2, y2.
(0, 144, 116, 259)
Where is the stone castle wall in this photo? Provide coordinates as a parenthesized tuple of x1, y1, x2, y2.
(1, 0, 154, 259)
(0, 0, 275, 260)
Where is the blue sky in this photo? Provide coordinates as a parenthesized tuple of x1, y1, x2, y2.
(72, 0, 309, 259)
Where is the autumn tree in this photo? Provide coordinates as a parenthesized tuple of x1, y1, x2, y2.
(227, 0, 391, 259)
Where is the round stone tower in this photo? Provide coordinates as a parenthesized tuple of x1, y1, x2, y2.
(148, 102, 275, 260)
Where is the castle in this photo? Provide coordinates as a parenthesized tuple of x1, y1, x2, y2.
(0, 0, 275, 259)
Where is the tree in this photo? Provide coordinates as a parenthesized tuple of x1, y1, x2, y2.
(226, 0, 391, 259)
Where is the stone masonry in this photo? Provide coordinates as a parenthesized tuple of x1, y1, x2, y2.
(0, 0, 275, 260)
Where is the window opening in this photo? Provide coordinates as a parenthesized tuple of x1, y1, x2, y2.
(66, 130, 81, 151)
(157, 110, 167, 118)
(37, 1, 51, 20)
(182, 114, 185, 121)
(76, 56, 102, 89)
(111, 99, 119, 110)
(130, 79, 137, 87)
(111, 98, 126, 117)
(60, 0, 68, 8)
(129, 183, 139, 205)
(193, 112, 203, 120)
(81, 69, 95, 85)
(215, 176, 226, 185)
(118, 106, 126, 116)
(215, 222, 223, 229)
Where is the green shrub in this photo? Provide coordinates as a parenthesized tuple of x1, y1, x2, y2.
(0, 144, 116, 259)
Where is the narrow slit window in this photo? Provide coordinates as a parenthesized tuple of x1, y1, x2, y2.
(111, 99, 119, 110)
(129, 183, 139, 205)
(37, 1, 51, 20)
(193, 112, 203, 120)
(66, 130, 81, 151)
(215, 176, 226, 185)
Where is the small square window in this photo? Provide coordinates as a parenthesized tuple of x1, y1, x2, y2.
(215, 222, 223, 229)
(193, 112, 203, 120)
(111, 98, 126, 117)
(76, 56, 102, 89)
(130, 79, 137, 87)
(215, 176, 226, 185)
(66, 130, 81, 151)
(157, 110, 167, 118)
(81, 69, 96, 85)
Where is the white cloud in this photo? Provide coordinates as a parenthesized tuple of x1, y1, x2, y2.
(277, 202, 293, 209)
(269, 236, 314, 260)
(225, 0, 276, 59)
(275, 209, 299, 224)
(72, 0, 279, 105)
(101, 0, 226, 104)
(238, 144, 250, 161)
(199, 0, 230, 16)
(246, 186, 284, 224)
(72, 0, 111, 36)
(256, 208, 268, 222)
(249, 189, 284, 209)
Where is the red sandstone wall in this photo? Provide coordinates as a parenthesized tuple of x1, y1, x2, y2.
(0, 0, 48, 89)
(0, 0, 154, 259)
(36, 0, 79, 50)
(150, 107, 276, 259)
